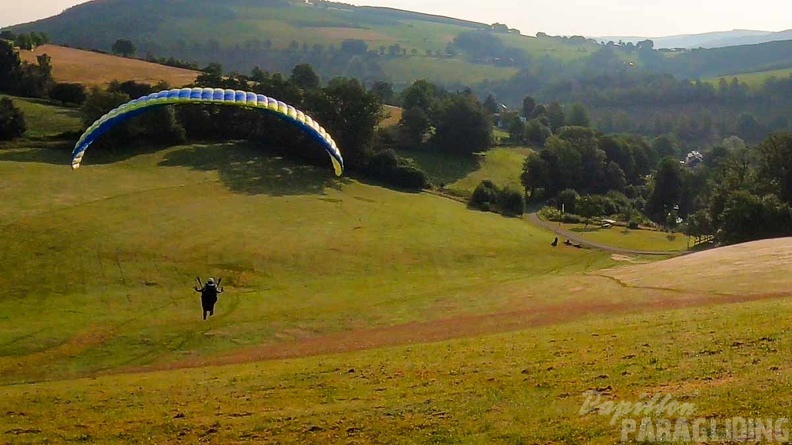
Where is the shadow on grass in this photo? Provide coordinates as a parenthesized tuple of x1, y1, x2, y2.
(0, 141, 348, 197)
(0, 140, 166, 165)
(158, 142, 349, 196)
(0, 144, 72, 163)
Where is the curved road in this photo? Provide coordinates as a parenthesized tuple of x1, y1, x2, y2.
(425, 190, 684, 256)
(526, 212, 683, 256)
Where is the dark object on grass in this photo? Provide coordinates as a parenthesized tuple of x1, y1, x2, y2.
(195, 277, 223, 320)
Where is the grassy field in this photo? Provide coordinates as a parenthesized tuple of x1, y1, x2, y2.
(2, 97, 791, 443)
(379, 105, 403, 127)
(19, 45, 199, 88)
(446, 147, 531, 195)
(380, 57, 519, 86)
(500, 34, 602, 62)
(3, 251, 791, 442)
(0, 98, 613, 386)
(705, 68, 792, 90)
(1, 94, 83, 140)
(401, 147, 530, 195)
(563, 223, 689, 252)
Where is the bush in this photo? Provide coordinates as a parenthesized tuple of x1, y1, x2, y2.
(556, 189, 579, 214)
(391, 164, 428, 189)
(628, 220, 640, 230)
(0, 97, 26, 140)
(499, 187, 525, 216)
(50, 82, 87, 105)
(366, 149, 428, 190)
(539, 206, 561, 221)
(539, 206, 582, 223)
(470, 180, 500, 211)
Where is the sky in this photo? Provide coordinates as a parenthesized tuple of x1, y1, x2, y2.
(1, 0, 790, 37)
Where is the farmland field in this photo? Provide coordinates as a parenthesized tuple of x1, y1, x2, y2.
(19, 44, 199, 87)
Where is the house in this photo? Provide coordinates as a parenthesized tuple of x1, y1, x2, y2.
(682, 150, 704, 168)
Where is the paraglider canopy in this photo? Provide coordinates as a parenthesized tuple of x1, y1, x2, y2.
(70, 87, 344, 176)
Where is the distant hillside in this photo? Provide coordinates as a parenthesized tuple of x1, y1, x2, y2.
(4, 0, 791, 89)
(3, 0, 598, 85)
(18, 44, 198, 87)
(598, 29, 791, 49)
(665, 40, 792, 79)
(703, 29, 792, 48)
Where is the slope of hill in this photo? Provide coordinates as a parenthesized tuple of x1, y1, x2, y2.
(604, 237, 792, 295)
(597, 29, 791, 49)
(704, 29, 792, 48)
(0, 96, 615, 383)
(18, 44, 199, 87)
(4, 0, 598, 85)
(664, 39, 792, 78)
(3, 97, 792, 444)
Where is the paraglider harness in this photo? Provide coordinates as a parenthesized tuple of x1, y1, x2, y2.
(196, 277, 222, 312)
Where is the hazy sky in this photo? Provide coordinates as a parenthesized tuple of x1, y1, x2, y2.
(1, 0, 790, 36)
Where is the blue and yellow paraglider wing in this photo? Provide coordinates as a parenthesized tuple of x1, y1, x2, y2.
(71, 87, 344, 176)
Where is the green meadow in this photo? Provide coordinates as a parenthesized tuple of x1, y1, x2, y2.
(706, 68, 792, 89)
(563, 224, 689, 253)
(1, 96, 790, 443)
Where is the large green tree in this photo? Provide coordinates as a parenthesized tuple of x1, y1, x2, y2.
(431, 92, 492, 155)
(311, 77, 382, 169)
(290, 64, 320, 90)
(756, 132, 792, 202)
(0, 97, 26, 140)
(645, 157, 684, 223)
(566, 103, 590, 127)
(111, 39, 136, 57)
(0, 40, 21, 93)
(521, 151, 548, 199)
(546, 101, 565, 133)
(521, 96, 536, 118)
(401, 79, 439, 113)
(398, 106, 430, 147)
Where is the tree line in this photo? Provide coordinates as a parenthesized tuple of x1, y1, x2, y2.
(0, 31, 50, 51)
(475, 48, 791, 146)
(519, 124, 792, 245)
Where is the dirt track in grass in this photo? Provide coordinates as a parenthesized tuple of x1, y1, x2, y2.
(127, 287, 789, 374)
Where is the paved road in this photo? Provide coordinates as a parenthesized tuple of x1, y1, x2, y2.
(526, 212, 684, 256)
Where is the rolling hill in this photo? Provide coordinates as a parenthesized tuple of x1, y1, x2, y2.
(4, 0, 791, 91)
(598, 28, 792, 49)
(2, 88, 792, 443)
(4, 0, 598, 85)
